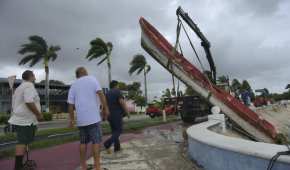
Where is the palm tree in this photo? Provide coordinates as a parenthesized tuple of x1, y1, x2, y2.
(19, 35, 61, 112)
(129, 54, 151, 104)
(231, 78, 241, 98)
(86, 38, 113, 85)
(231, 79, 241, 92)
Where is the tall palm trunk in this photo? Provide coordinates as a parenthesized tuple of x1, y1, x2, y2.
(44, 62, 49, 112)
(144, 69, 148, 104)
(107, 53, 112, 86)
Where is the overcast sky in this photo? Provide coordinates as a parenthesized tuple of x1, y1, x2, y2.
(1, 0, 290, 100)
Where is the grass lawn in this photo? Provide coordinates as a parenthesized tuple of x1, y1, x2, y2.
(0, 116, 179, 159)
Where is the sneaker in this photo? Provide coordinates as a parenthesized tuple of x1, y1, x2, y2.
(87, 164, 94, 170)
(106, 148, 112, 154)
(114, 148, 122, 153)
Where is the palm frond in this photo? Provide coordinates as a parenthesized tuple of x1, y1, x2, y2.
(18, 43, 43, 55)
(19, 55, 36, 65)
(145, 65, 151, 73)
(136, 67, 144, 75)
(50, 45, 61, 52)
(49, 53, 58, 61)
(130, 54, 146, 65)
(129, 54, 147, 75)
(106, 42, 113, 52)
(87, 55, 97, 61)
(47, 45, 61, 61)
(129, 64, 142, 75)
(29, 35, 48, 52)
(29, 56, 43, 67)
(97, 56, 108, 65)
(90, 38, 107, 51)
(86, 38, 107, 60)
(86, 47, 96, 59)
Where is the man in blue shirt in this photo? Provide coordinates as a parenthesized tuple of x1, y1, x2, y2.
(241, 90, 251, 106)
(104, 80, 128, 152)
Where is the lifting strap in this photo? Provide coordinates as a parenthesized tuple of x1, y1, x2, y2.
(179, 20, 206, 72)
(174, 17, 214, 101)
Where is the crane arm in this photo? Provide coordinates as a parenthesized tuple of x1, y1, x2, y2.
(176, 6, 216, 83)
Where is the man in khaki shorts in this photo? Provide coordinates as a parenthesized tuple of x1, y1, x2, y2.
(8, 70, 43, 170)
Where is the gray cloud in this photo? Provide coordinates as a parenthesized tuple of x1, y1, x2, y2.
(1, 0, 290, 100)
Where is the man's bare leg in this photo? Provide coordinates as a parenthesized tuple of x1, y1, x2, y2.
(80, 144, 87, 170)
(15, 144, 26, 155)
(92, 144, 101, 170)
(15, 145, 26, 170)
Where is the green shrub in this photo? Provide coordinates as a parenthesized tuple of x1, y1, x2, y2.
(42, 112, 53, 121)
(129, 112, 138, 115)
(0, 112, 8, 116)
(0, 115, 9, 124)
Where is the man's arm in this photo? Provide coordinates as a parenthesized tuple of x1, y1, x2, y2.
(97, 91, 110, 120)
(26, 103, 43, 121)
(24, 86, 43, 121)
(68, 104, 75, 128)
(119, 98, 129, 115)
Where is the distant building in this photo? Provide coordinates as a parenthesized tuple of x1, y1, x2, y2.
(0, 78, 70, 113)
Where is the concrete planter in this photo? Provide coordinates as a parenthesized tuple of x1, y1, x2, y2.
(187, 116, 290, 170)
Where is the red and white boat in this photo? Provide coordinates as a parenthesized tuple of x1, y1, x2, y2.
(139, 17, 279, 143)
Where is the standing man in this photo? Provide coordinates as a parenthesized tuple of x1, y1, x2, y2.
(104, 80, 128, 153)
(67, 67, 109, 170)
(8, 70, 43, 170)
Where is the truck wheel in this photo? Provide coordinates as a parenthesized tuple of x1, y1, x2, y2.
(149, 113, 155, 118)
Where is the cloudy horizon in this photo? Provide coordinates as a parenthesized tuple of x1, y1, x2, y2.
(1, 0, 290, 100)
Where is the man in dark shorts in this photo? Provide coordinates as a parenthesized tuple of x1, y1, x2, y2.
(8, 70, 43, 170)
(67, 67, 109, 170)
(104, 80, 128, 152)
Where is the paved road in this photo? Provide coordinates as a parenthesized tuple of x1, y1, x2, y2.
(0, 114, 149, 134)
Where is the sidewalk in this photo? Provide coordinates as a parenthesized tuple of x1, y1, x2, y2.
(77, 122, 199, 170)
(0, 122, 199, 170)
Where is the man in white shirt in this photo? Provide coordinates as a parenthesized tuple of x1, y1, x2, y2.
(67, 67, 109, 170)
(8, 70, 43, 170)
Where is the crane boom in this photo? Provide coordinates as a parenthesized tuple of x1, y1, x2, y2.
(176, 6, 216, 83)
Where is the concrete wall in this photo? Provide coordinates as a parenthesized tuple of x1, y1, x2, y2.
(187, 117, 290, 170)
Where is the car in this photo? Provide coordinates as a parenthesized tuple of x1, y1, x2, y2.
(164, 104, 177, 115)
(253, 97, 272, 107)
(145, 104, 162, 118)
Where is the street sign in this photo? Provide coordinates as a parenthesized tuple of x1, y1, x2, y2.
(8, 75, 16, 90)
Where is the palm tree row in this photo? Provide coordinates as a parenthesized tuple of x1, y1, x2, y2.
(19, 35, 151, 110)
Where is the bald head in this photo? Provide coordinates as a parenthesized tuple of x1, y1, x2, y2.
(75, 67, 88, 78)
